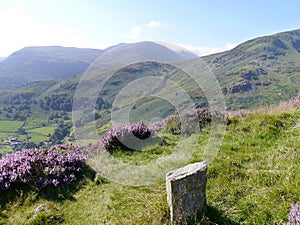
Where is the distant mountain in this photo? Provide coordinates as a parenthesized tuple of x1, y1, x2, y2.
(155, 41, 197, 59)
(0, 57, 6, 61)
(0, 42, 197, 89)
(0, 46, 103, 88)
(87, 41, 197, 71)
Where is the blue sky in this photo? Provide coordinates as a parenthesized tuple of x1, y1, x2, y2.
(0, 0, 300, 56)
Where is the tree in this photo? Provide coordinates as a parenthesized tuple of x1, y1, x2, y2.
(17, 127, 27, 135)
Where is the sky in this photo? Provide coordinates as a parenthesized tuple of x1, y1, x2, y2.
(0, 0, 300, 57)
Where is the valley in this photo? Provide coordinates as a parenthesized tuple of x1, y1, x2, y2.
(1, 29, 300, 149)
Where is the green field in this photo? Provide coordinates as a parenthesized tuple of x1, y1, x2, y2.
(27, 127, 56, 136)
(0, 120, 56, 147)
(27, 126, 56, 143)
(0, 120, 24, 132)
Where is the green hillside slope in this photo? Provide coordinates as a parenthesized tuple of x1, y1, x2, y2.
(1, 103, 299, 224)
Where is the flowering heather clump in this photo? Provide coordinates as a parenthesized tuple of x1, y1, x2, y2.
(149, 115, 177, 132)
(285, 202, 300, 225)
(98, 108, 220, 152)
(281, 93, 300, 108)
(0, 144, 85, 193)
(99, 121, 152, 153)
(163, 108, 216, 135)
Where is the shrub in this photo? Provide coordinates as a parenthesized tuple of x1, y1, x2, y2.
(98, 108, 221, 153)
(282, 94, 300, 107)
(0, 144, 85, 193)
(285, 202, 300, 225)
(99, 121, 152, 153)
(163, 108, 216, 135)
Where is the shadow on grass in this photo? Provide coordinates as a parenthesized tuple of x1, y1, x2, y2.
(185, 205, 240, 225)
(0, 164, 96, 211)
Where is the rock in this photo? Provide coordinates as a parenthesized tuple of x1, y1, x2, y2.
(166, 161, 208, 223)
(33, 204, 47, 218)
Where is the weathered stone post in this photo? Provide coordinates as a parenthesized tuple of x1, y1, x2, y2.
(166, 161, 208, 223)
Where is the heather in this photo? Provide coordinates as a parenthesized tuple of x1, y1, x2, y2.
(98, 121, 152, 153)
(0, 144, 85, 193)
(285, 202, 300, 225)
(98, 108, 218, 153)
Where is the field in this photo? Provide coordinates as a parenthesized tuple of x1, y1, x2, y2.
(1, 106, 300, 224)
(27, 126, 56, 143)
(0, 120, 24, 133)
(0, 120, 56, 150)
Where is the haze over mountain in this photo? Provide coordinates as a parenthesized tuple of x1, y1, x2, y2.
(0, 42, 197, 88)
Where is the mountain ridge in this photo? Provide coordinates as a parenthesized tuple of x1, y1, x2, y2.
(0, 42, 198, 88)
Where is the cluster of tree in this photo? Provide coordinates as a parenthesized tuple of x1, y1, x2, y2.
(39, 94, 73, 112)
(1, 106, 29, 121)
(49, 121, 72, 145)
(48, 111, 70, 121)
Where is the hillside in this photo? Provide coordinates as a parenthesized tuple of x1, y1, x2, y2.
(201, 28, 300, 109)
(1, 101, 300, 224)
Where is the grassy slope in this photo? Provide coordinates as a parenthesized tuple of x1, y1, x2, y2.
(1, 106, 300, 224)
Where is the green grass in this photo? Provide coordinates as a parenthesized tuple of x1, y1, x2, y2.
(27, 127, 55, 136)
(0, 144, 13, 155)
(27, 126, 56, 143)
(0, 120, 24, 132)
(1, 108, 300, 224)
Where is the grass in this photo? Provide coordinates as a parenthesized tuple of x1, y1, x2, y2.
(1, 107, 300, 224)
(27, 126, 56, 143)
(0, 121, 56, 146)
(27, 127, 56, 136)
(0, 144, 12, 155)
(0, 120, 24, 132)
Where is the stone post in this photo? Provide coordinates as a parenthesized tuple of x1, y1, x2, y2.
(166, 161, 208, 223)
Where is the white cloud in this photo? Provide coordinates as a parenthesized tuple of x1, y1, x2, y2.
(145, 20, 165, 28)
(0, 8, 89, 56)
(126, 20, 168, 40)
(128, 26, 143, 39)
(177, 43, 238, 56)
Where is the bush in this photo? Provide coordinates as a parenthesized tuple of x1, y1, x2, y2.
(163, 108, 215, 135)
(98, 108, 222, 153)
(99, 121, 152, 153)
(0, 144, 85, 193)
(285, 202, 300, 225)
(281, 93, 300, 107)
